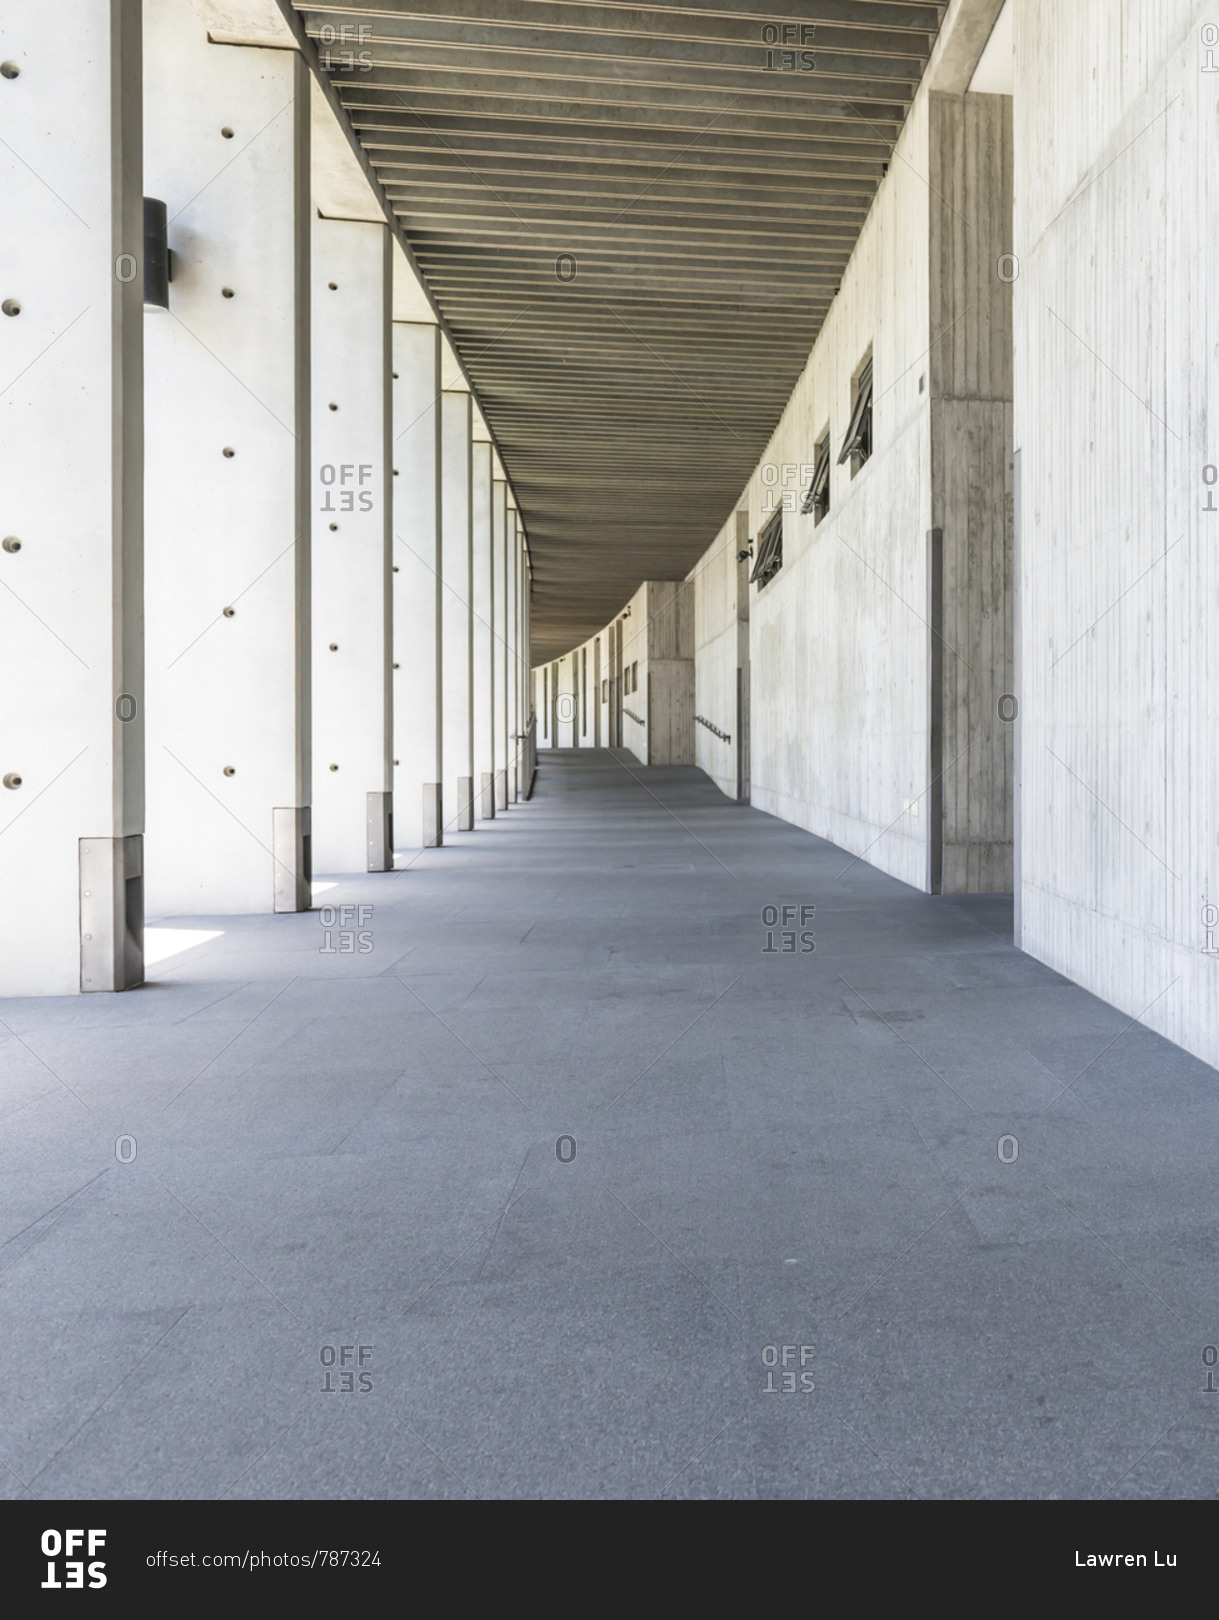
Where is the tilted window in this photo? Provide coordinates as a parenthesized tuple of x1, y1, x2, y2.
(802, 433, 831, 523)
(838, 355, 873, 472)
(750, 509, 783, 589)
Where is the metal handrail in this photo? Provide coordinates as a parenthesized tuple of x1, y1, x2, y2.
(695, 714, 731, 743)
(623, 707, 646, 726)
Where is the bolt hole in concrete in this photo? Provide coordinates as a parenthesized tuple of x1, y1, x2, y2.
(221, 287, 234, 298)
(329, 763, 339, 772)
(328, 643, 338, 651)
(222, 766, 235, 776)
(2, 536, 20, 553)
(222, 606, 235, 617)
(222, 447, 235, 457)
(329, 523, 338, 531)
(328, 401, 338, 411)
(3, 773, 21, 789)
(1, 62, 20, 78)
(220, 125, 233, 137)
(328, 281, 337, 290)
(2, 299, 20, 316)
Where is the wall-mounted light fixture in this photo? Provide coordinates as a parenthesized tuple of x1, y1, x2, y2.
(143, 197, 170, 312)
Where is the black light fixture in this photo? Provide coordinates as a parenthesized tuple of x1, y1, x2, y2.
(143, 197, 170, 312)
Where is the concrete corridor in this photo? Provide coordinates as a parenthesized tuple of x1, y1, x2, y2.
(3, 750, 1215, 1500)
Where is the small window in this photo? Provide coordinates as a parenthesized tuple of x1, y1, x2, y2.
(839, 354, 873, 474)
(802, 430, 831, 524)
(630, 661, 638, 693)
(750, 508, 783, 589)
(602, 679, 608, 703)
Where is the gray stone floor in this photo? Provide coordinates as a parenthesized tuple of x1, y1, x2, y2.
(2, 749, 1216, 1499)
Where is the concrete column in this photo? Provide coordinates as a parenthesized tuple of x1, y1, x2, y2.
(144, 0, 311, 915)
(493, 476, 509, 808)
(523, 545, 534, 787)
(311, 217, 392, 874)
(0, 0, 143, 995)
(471, 435, 494, 819)
(391, 320, 443, 848)
(441, 387, 473, 831)
(926, 90, 1014, 894)
(507, 505, 521, 799)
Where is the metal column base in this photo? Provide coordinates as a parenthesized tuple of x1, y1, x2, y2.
(80, 834, 143, 992)
(272, 806, 312, 912)
(457, 776, 474, 831)
(366, 790, 393, 872)
(422, 784, 442, 848)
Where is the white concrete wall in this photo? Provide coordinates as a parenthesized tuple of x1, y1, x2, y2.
(0, 0, 144, 995)
(310, 215, 392, 873)
(440, 387, 473, 829)
(391, 319, 442, 847)
(1013, 0, 1219, 1064)
(144, 1, 312, 915)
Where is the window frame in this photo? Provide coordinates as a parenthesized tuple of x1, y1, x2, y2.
(838, 352, 874, 475)
(802, 429, 831, 523)
(750, 508, 784, 589)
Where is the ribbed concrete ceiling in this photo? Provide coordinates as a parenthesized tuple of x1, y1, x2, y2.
(294, 0, 944, 660)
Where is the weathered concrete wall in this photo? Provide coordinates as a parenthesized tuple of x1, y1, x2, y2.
(731, 88, 935, 893)
(682, 31, 1014, 894)
(1013, 0, 1218, 1063)
(536, 579, 692, 767)
(929, 89, 1016, 892)
(643, 581, 695, 766)
(691, 511, 741, 798)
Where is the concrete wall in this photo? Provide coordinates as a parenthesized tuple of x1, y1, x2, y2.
(683, 32, 1013, 895)
(726, 88, 935, 893)
(930, 90, 1016, 892)
(536, 580, 692, 766)
(1013, 0, 1218, 1064)
(643, 581, 695, 766)
(691, 513, 742, 798)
